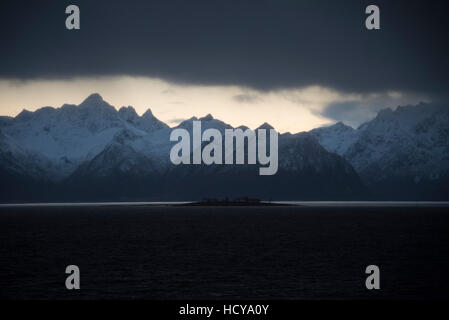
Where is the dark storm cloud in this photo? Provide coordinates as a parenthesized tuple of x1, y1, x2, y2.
(323, 101, 384, 128)
(322, 92, 431, 127)
(1, 0, 448, 98)
(233, 94, 262, 104)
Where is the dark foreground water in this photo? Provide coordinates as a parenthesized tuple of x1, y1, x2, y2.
(1, 205, 448, 299)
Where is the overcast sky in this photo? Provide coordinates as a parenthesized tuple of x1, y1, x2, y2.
(0, 0, 447, 132)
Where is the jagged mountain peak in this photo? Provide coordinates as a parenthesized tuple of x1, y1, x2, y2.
(80, 93, 105, 105)
(142, 108, 155, 119)
(177, 115, 233, 133)
(333, 121, 354, 130)
(257, 122, 274, 130)
(176, 116, 199, 129)
(376, 107, 394, 118)
(117, 106, 167, 132)
(236, 125, 249, 131)
(310, 121, 360, 155)
(15, 109, 34, 121)
(119, 105, 137, 113)
(14, 106, 59, 124)
(78, 93, 116, 114)
(200, 113, 214, 121)
(118, 106, 139, 122)
(138, 108, 168, 132)
(184, 116, 199, 122)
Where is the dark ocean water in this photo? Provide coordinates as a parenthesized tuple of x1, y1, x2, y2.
(1, 205, 448, 300)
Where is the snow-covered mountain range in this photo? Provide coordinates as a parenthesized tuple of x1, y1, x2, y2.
(310, 103, 449, 199)
(1, 94, 448, 201)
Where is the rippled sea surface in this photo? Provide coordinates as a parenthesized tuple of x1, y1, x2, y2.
(1, 205, 448, 299)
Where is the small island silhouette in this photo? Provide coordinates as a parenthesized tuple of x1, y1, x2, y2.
(185, 196, 286, 206)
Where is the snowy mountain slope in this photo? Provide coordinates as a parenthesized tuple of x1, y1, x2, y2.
(0, 116, 13, 127)
(119, 105, 169, 133)
(309, 122, 358, 155)
(278, 132, 356, 175)
(70, 141, 153, 178)
(0, 129, 47, 178)
(311, 102, 449, 196)
(0, 93, 170, 180)
(347, 104, 449, 182)
(175, 114, 233, 133)
(68, 127, 172, 180)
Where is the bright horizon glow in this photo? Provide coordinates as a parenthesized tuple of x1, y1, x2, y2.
(0, 76, 426, 133)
